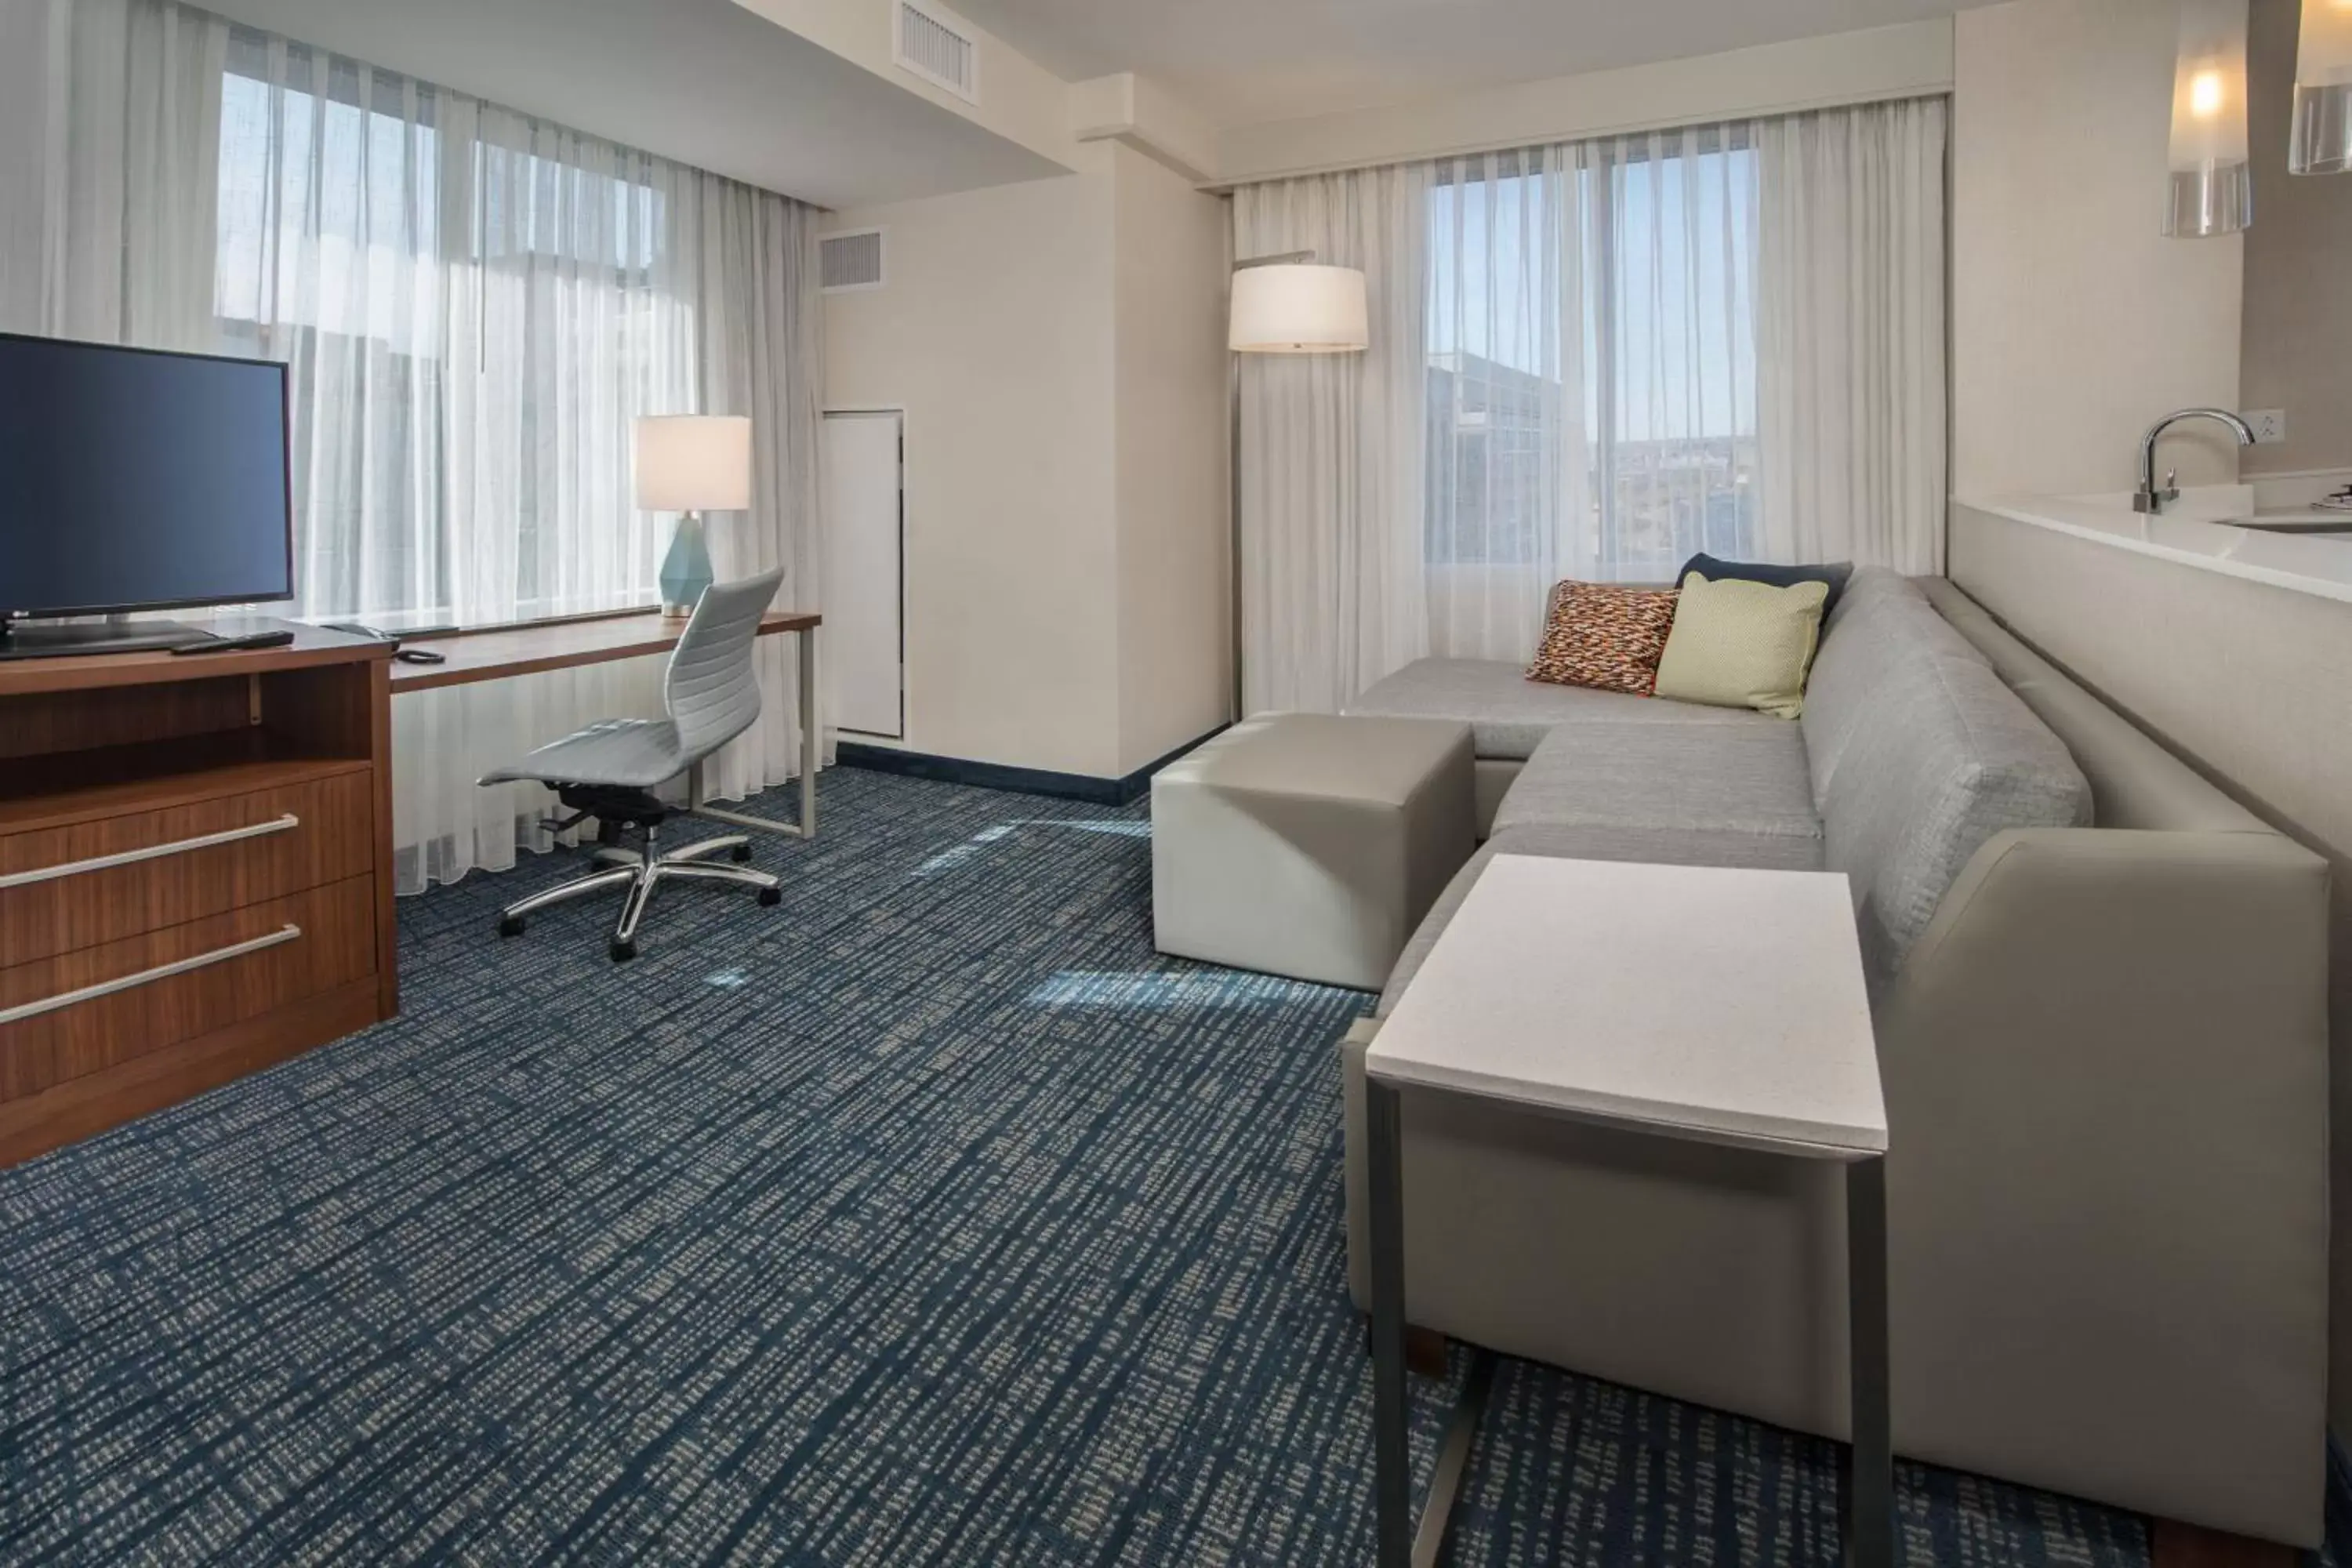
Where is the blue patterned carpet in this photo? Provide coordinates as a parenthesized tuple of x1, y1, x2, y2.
(0, 769, 2241, 1563)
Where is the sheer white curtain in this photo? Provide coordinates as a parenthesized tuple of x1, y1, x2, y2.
(0, 0, 225, 346)
(1755, 98, 1948, 573)
(1232, 98, 1945, 712)
(214, 27, 826, 891)
(1232, 165, 1429, 717)
(1426, 127, 1759, 658)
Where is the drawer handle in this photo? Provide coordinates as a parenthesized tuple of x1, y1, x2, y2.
(0, 924, 303, 1026)
(0, 813, 302, 891)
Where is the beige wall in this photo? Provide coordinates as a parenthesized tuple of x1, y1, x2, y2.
(1948, 503, 2352, 1444)
(823, 145, 1230, 782)
(2242, 0, 2352, 477)
(1110, 144, 1232, 775)
(1951, 0, 2245, 498)
(823, 159, 1125, 779)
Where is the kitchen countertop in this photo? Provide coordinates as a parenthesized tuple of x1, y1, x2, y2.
(1954, 484, 2352, 606)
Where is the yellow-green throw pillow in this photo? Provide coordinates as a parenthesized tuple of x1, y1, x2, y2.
(1653, 572, 1829, 719)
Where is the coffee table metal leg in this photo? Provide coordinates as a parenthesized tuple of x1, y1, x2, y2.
(1845, 1155, 1893, 1568)
(1367, 1079, 1412, 1568)
(1414, 1348, 1493, 1568)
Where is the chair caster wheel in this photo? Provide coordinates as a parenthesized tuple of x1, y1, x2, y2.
(757, 886, 782, 907)
(498, 915, 525, 938)
(730, 843, 753, 864)
(610, 938, 638, 962)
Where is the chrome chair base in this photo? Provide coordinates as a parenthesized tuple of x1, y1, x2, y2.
(496, 826, 781, 961)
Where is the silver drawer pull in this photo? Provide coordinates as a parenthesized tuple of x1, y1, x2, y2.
(0, 813, 302, 891)
(0, 924, 303, 1026)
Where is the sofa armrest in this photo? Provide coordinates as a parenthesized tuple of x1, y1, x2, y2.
(1879, 826, 2330, 1541)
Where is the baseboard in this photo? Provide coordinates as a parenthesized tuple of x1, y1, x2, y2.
(836, 728, 1225, 807)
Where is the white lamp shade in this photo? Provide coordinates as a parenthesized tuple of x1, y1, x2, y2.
(1229, 263, 1369, 354)
(633, 415, 753, 511)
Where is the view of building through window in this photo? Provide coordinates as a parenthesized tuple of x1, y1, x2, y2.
(1426, 138, 1758, 582)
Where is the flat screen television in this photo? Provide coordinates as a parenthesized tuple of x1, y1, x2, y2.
(0, 332, 292, 656)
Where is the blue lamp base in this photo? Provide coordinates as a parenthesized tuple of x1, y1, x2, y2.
(659, 511, 714, 617)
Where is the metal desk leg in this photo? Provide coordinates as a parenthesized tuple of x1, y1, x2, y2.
(797, 625, 818, 840)
(1367, 1079, 1412, 1568)
(1845, 1155, 1893, 1568)
(686, 627, 818, 841)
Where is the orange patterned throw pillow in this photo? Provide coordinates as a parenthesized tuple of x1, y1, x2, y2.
(1524, 580, 1681, 695)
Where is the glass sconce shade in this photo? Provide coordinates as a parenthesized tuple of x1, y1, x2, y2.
(2291, 0, 2352, 174)
(2165, 0, 2252, 235)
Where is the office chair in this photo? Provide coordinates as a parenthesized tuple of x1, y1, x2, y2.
(481, 568, 788, 961)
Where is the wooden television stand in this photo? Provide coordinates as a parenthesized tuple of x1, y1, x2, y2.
(0, 621, 397, 1166)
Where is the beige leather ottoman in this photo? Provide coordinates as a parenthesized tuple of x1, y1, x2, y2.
(1151, 713, 1476, 990)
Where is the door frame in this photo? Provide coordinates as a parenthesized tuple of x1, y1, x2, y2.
(822, 406, 907, 742)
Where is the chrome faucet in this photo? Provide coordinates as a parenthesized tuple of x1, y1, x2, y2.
(2135, 408, 2256, 514)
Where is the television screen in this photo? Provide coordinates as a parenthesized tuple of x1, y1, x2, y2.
(0, 333, 293, 618)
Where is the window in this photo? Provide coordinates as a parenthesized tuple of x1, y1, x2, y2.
(1425, 132, 1759, 583)
(212, 30, 691, 625)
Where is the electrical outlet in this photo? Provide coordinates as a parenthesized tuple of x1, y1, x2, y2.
(2245, 408, 2288, 444)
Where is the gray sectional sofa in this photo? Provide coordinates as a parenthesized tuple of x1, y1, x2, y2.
(1338, 569, 2332, 1545)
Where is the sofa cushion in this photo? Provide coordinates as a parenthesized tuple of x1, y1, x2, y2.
(1820, 653, 2092, 982)
(1494, 721, 1823, 847)
(1653, 572, 1828, 720)
(1679, 550, 1855, 619)
(1524, 579, 1682, 695)
(1348, 659, 1780, 761)
(1802, 570, 1990, 797)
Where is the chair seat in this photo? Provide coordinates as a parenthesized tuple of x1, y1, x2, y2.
(479, 717, 689, 790)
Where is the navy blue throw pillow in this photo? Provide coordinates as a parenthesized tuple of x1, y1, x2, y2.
(1675, 553, 1855, 619)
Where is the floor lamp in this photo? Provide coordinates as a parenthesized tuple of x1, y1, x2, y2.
(1227, 253, 1370, 718)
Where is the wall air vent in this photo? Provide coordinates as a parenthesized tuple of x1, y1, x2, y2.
(894, 0, 978, 104)
(820, 228, 887, 294)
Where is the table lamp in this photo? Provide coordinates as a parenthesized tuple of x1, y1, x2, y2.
(635, 415, 752, 616)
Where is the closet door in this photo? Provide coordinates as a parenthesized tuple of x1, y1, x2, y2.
(822, 410, 904, 739)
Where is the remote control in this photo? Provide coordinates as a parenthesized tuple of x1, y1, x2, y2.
(169, 630, 299, 655)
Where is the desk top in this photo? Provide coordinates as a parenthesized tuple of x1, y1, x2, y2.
(1364, 854, 1885, 1159)
(390, 607, 818, 693)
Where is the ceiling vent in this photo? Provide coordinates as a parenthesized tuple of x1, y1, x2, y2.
(894, 0, 978, 104)
(820, 228, 887, 293)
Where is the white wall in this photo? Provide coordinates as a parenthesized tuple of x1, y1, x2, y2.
(1111, 144, 1231, 774)
(823, 143, 1230, 782)
(823, 156, 1125, 779)
(1951, 0, 2245, 499)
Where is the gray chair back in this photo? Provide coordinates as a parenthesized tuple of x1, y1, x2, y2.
(666, 568, 785, 764)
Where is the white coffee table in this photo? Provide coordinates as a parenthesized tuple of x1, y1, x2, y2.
(1361, 854, 1890, 1568)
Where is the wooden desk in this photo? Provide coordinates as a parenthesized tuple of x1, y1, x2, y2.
(389, 607, 822, 842)
(387, 608, 818, 692)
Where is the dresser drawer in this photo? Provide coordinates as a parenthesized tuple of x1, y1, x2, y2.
(0, 768, 374, 967)
(0, 876, 376, 1102)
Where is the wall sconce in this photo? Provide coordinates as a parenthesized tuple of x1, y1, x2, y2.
(2165, 0, 2252, 235)
(2291, 0, 2352, 173)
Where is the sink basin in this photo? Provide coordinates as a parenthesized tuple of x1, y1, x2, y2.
(2228, 516, 2352, 536)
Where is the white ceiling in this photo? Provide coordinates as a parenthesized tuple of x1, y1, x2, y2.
(195, 0, 1063, 211)
(945, 0, 2006, 127)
